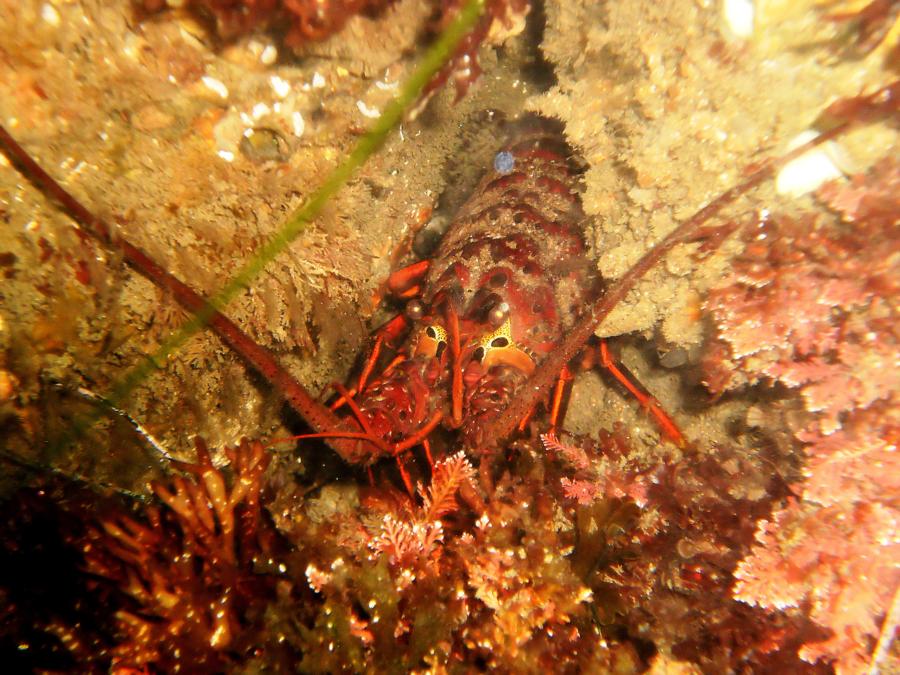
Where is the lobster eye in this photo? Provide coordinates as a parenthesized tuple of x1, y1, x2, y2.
(406, 300, 424, 320)
(473, 346, 485, 362)
(488, 301, 509, 328)
(490, 336, 509, 348)
(426, 326, 437, 339)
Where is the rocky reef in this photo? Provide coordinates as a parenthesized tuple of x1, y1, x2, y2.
(0, 0, 897, 672)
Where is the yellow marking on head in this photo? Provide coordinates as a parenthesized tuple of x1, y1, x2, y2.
(477, 318, 536, 375)
(415, 324, 448, 359)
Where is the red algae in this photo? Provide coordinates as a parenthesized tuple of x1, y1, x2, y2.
(709, 159, 900, 674)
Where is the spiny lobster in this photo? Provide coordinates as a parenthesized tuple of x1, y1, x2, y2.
(299, 115, 686, 489)
(1, 83, 895, 496)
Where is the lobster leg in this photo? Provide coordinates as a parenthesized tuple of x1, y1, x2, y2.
(331, 319, 411, 412)
(516, 402, 538, 433)
(395, 453, 416, 497)
(537, 344, 682, 445)
(333, 259, 431, 412)
(421, 438, 435, 470)
(355, 314, 408, 394)
(548, 365, 574, 434)
(596, 341, 686, 448)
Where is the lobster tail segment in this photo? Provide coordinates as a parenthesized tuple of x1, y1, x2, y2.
(500, 114, 580, 169)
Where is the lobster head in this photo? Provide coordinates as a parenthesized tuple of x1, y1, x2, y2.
(349, 267, 571, 458)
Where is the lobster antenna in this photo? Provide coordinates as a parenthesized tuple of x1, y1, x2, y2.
(0, 0, 488, 458)
(481, 80, 900, 447)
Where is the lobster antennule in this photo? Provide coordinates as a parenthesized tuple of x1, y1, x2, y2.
(272, 409, 443, 461)
(392, 411, 444, 454)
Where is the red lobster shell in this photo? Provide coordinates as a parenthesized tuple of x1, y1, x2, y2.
(337, 116, 599, 462)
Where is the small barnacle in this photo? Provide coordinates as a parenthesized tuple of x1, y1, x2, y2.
(493, 150, 515, 175)
(239, 127, 291, 163)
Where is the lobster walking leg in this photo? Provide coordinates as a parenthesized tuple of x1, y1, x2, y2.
(536, 343, 681, 445)
(548, 365, 574, 434)
(357, 259, 432, 394)
(596, 341, 686, 448)
(333, 260, 431, 411)
(356, 315, 409, 394)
